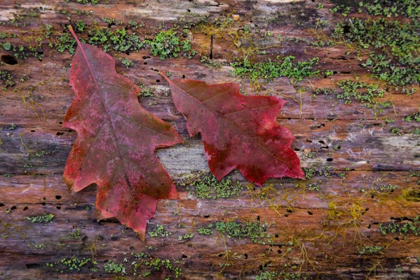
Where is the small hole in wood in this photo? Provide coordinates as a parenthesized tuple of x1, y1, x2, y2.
(55, 195, 62, 200)
(308, 211, 313, 215)
(1, 55, 18, 65)
(327, 158, 333, 162)
(56, 206, 61, 210)
(31, 130, 35, 132)
(23, 206, 28, 211)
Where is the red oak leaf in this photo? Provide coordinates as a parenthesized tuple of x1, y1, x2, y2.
(63, 26, 183, 241)
(161, 73, 304, 186)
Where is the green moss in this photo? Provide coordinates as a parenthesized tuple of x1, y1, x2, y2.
(330, 4, 352, 17)
(197, 224, 214, 235)
(55, 33, 77, 54)
(303, 167, 330, 181)
(148, 224, 171, 238)
(333, 18, 420, 88)
(336, 80, 385, 105)
(0, 71, 15, 90)
(377, 184, 398, 192)
(66, 0, 100, 5)
(231, 56, 319, 83)
(256, 271, 278, 280)
(359, 245, 383, 255)
(215, 221, 270, 244)
(379, 216, 420, 235)
(178, 232, 194, 241)
(104, 261, 126, 275)
(187, 173, 243, 200)
(358, 0, 420, 19)
(87, 27, 144, 53)
(119, 57, 134, 68)
(403, 112, 420, 123)
(60, 257, 93, 272)
(26, 213, 54, 223)
(62, 229, 82, 240)
(133, 252, 182, 278)
(145, 29, 193, 60)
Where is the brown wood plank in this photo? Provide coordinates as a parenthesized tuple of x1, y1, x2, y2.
(0, 0, 419, 279)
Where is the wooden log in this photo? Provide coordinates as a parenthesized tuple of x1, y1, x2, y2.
(0, 0, 419, 279)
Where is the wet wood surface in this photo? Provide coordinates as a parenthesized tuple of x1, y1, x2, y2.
(0, 0, 419, 279)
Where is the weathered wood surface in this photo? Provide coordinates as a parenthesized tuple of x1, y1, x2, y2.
(0, 0, 419, 279)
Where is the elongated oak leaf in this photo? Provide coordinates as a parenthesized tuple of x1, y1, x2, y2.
(161, 73, 304, 186)
(63, 26, 183, 241)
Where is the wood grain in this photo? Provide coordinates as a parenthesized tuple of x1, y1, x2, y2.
(0, 0, 419, 279)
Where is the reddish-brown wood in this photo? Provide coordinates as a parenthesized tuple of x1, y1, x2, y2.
(0, 0, 419, 279)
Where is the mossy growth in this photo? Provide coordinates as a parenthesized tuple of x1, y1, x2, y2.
(145, 29, 194, 60)
(379, 216, 420, 235)
(186, 173, 243, 200)
(333, 18, 420, 89)
(231, 56, 320, 83)
(104, 261, 126, 275)
(403, 112, 420, 123)
(133, 252, 182, 278)
(65, 0, 100, 4)
(215, 220, 271, 244)
(358, 245, 383, 255)
(26, 213, 54, 223)
(60, 257, 94, 272)
(148, 224, 171, 238)
(0, 70, 15, 90)
(358, 0, 420, 20)
(119, 57, 134, 68)
(197, 224, 214, 235)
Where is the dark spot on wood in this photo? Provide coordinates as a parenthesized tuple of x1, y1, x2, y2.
(244, 253, 248, 259)
(327, 158, 333, 162)
(286, 209, 293, 213)
(25, 263, 40, 269)
(1, 55, 18, 65)
(55, 195, 61, 200)
(156, 79, 160, 82)
(31, 130, 35, 132)
(182, 254, 188, 258)
(56, 132, 64, 136)
(278, 249, 282, 254)
(11, 206, 16, 210)
(0, 203, 4, 207)
(56, 206, 61, 210)
(308, 211, 313, 215)
(23, 206, 28, 211)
